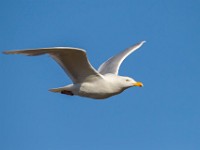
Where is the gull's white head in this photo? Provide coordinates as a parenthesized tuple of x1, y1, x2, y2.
(119, 76, 143, 89)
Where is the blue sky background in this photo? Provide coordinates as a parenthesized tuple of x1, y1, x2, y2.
(1, 0, 200, 150)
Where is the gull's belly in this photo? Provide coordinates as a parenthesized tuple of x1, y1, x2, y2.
(78, 81, 123, 99)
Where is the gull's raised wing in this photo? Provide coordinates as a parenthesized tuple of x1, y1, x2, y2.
(4, 47, 103, 83)
(98, 41, 146, 75)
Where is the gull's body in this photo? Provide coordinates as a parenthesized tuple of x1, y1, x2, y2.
(54, 74, 137, 99)
(4, 41, 145, 99)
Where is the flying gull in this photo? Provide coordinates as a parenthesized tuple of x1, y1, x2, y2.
(3, 41, 146, 99)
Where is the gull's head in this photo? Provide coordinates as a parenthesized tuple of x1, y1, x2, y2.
(121, 76, 143, 88)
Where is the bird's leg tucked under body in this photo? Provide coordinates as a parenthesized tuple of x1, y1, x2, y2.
(61, 90, 74, 96)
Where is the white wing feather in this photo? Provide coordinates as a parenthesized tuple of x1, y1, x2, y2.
(4, 47, 102, 83)
(98, 41, 146, 75)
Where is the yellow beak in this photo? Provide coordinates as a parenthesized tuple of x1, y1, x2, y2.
(133, 82, 143, 87)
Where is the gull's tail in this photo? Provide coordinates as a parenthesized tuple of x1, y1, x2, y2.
(49, 86, 67, 93)
(49, 85, 74, 96)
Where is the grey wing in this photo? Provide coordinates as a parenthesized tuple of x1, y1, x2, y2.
(98, 41, 146, 75)
(4, 47, 103, 83)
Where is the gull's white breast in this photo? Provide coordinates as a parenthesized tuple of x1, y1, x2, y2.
(77, 76, 124, 99)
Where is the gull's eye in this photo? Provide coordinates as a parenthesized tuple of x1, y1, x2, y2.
(126, 79, 130, 82)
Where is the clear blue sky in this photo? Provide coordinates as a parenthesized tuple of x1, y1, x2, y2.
(1, 0, 200, 150)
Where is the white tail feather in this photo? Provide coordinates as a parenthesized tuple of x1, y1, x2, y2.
(49, 87, 67, 93)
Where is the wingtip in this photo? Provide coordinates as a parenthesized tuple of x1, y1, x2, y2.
(2, 51, 10, 54)
(141, 40, 146, 44)
(136, 40, 146, 47)
(2, 51, 17, 54)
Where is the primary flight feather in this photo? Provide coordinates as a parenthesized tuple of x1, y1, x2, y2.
(3, 41, 146, 99)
